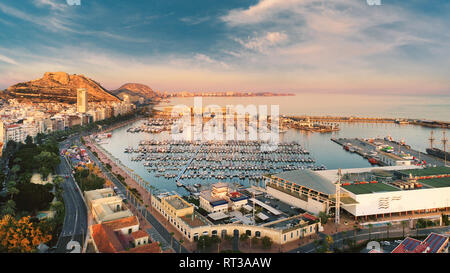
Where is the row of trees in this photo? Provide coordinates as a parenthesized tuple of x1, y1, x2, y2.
(196, 234, 273, 253)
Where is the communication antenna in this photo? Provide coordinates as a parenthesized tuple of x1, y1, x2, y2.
(335, 168, 341, 225)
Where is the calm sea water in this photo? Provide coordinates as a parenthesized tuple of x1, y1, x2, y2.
(101, 94, 449, 194)
(160, 93, 450, 121)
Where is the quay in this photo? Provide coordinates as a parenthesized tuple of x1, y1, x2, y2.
(332, 137, 446, 167)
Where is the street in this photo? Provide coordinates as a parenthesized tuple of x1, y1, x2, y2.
(54, 137, 88, 253)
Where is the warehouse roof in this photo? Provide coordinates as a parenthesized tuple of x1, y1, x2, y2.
(271, 169, 336, 195)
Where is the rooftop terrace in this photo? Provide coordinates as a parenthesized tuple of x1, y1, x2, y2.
(342, 182, 400, 195)
(166, 195, 192, 210)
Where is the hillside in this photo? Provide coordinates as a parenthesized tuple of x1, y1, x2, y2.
(2, 72, 120, 103)
(112, 83, 159, 102)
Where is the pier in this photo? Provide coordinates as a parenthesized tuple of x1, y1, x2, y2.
(332, 137, 446, 167)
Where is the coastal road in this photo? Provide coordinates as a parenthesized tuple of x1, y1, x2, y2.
(55, 139, 88, 253)
(79, 138, 190, 253)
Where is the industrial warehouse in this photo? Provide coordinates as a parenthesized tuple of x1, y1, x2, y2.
(261, 166, 450, 223)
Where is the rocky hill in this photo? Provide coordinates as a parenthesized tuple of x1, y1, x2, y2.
(2, 72, 120, 103)
(112, 83, 159, 102)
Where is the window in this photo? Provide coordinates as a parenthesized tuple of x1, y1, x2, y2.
(291, 232, 293, 239)
(284, 235, 286, 241)
(255, 231, 261, 238)
(128, 228, 132, 234)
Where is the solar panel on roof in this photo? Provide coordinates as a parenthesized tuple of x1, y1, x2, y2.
(431, 237, 446, 253)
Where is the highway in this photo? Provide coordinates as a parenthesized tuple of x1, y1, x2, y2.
(54, 137, 88, 253)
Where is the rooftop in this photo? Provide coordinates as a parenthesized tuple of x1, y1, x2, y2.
(342, 182, 400, 195)
(392, 233, 449, 253)
(123, 242, 161, 253)
(103, 216, 139, 231)
(165, 195, 192, 210)
(397, 166, 450, 177)
(131, 230, 149, 240)
(270, 169, 336, 195)
(91, 224, 124, 253)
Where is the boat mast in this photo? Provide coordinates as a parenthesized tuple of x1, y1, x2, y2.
(429, 131, 435, 149)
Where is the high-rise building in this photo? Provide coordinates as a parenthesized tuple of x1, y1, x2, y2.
(77, 88, 88, 113)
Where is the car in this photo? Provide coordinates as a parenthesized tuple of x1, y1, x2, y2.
(65, 175, 69, 179)
(394, 240, 403, 244)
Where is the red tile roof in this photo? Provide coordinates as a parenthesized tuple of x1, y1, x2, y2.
(103, 216, 139, 231)
(123, 242, 162, 253)
(91, 224, 124, 253)
(131, 230, 149, 240)
(302, 213, 318, 221)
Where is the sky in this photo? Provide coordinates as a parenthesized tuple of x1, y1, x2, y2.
(0, 0, 449, 95)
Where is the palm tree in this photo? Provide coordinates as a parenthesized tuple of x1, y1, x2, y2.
(353, 225, 358, 243)
(401, 221, 408, 237)
(386, 222, 392, 239)
(170, 232, 175, 248)
(211, 235, 221, 253)
(179, 239, 184, 253)
(368, 223, 373, 240)
(158, 242, 163, 253)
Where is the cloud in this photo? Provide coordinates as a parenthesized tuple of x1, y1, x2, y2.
(180, 16, 211, 25)
(0, 54, 18, 65)
(218, 0, 450, 94)
(234, 32, 288, 53)
(33, 0, 67, 11)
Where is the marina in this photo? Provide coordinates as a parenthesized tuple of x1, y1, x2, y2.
(125, 140, 325, 186)
(98, 116, 449, 196)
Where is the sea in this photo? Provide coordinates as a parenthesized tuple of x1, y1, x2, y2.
(100, 93, 449, 195)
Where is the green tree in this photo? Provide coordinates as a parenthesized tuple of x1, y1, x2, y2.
(6, 181, 19, 200)
(1, 200, 17, 216)
(386, 222, 392, 239)
(211, 235, 221, 253)
(170, 232, 175, 248)
(50, 201, 65, 224)
(239, 233, 249, 249)
(261, 236, 272, 249)
(179, 239, 184, 253)
(401, 221, 408, 237)
(197, 235, 213, 252)
(318, 211, 328, 225)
